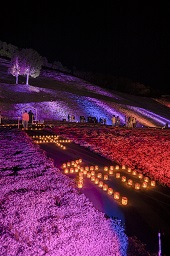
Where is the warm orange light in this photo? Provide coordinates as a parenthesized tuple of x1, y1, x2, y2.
(114, 192, 120, 200)
(108, 188, 113, 195)
(151, 180, 156, 187)
(87, 172, 91, 178)
(122, 176, 126, 182)
(67, 162, 71, 167)
(110, 166, 114, 170)
(97, 173, 102, 179)
(95, 165, 99, 170)
(103, 184, 108, 191)
(98, 181, 103, 187)
(122, 197, 128, 205)
(90, 166, 94, 171)
(85, 166, 89, 171)
(142, 182, 148, 188)
(116, 172, 120, 178)
(115, 165, 119, 170)
(144, 177, 149, 183)
(128, 179, 133, 186)
(77, 182, 83, 188)
(138, 173, 143, 179)
(122, 165, 126, 169)
(135, 183, 140, 190)
(91, 170, 95, 176)
(109, 169, 113, 175)
(64, 168, 69, 174)
(70, 168, 74, 173)
(104, 174, 108, 180)
(104, 166, 109, 172)
(132, 170, 137, 175)
(91, 176, 95, 182)
(62, 163, 67, 168)
(127, 168, 131, 173)
(95, 178, 99, 184)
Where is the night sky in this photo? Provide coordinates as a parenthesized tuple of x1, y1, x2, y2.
(1, 2, 170, 92)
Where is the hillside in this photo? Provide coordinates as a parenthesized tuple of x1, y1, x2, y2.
(0, 57, 170, 128)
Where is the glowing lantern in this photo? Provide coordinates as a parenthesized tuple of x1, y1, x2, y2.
(77, 182, 83, 188)
(114, 192, 120, 200)
(103, 184, 108, 191)
(122, 197, 128, 205)
(115, 165, 119, 170)
(104, 174, 108, 180)
(80, 167, 84, 171)
(67, 162, 71, 167)
(95, 178, 99, 184)
(110, 166, 114, 170)
(127, 168, 131, 173)
(70, 168, 74, 173)
(108, 188, 113, 195)
(83, 170, 87, 175)
(95, 165, 99, 171)
(76, 160, 79, 164)
(87, 172, 91, 178)
(104, 166, 109, 172)
(79, 172, 83, 177)
(85, 166, 89, 171)
(79, 159, 82, 163)
(128, 179, 133, 186)
(98, 181, 103, 188)
(122, 176, 126, 182)
(71, 161, 75, 166)
(97, 173, 102, 179)
(109, 169, 113, 175)
(91, 170, 95, 176)
(132, 170, 137, 175)
(62, 163, 67, 169)
(151, 180, 156, 187)
(116, 172, 120, 178)
(142, 182, 148, 188)
(64, 168, 69, 174)
(135, 183, 141, 190)
(122, 165, 126, 169)
(144, 177, 149, 183)
(91, 176, 95, 182)
(75, 167, 79, 173)
(138, 173, 143, 179)
(90, 166, 94, 171)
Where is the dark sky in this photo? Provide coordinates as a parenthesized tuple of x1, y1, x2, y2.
(1, 1, 170, 92)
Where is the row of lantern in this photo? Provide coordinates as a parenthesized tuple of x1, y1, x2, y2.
(32, 134, 71, 150)
(61, 160, 128, 205)
(103, 164, 156, 189)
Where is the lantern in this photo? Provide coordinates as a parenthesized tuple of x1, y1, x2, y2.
(108, 188, 113, 195)
(95, 178, 99, 184)
(122, 197, 128, 205)
(91, 170, 95, 176)
(122, 176, 126, 182)
(85, 166, 89, 171)
(144, 177, 149, 183)
(128, 179, 133, 186)
(116, 172, 120, 178)
(132, 170, 137, 175)
(127, 168, 131, 173)
(122, 165, 126, 169)
(109, 169, 113, 175)
(91, 176, 95, 182)
(138, 173, 143, 179)
(110, 166, 114, 170)
(95, 165, 99, 171)
(87, 172, 91, 178)
(77, 182, 83, 188)
(135, 183, 140, 190)
(115, 165, 119, 170)
(67, 162, 71, 167)
(104, 166, 109, 172)
(103, 184, 108, 191)
(97, 173, 102, 179)
(64, 168, 69, 174)
(114, 192, 120, 200)
(104, 174, 108, 180)
(98, 181, 103, 188)
(62, 163, 67, 169)
(90, 166, 94, 171)
(70, 168, 75, 173)
(151, 180, 156, 187)
(142, 182, 148, 188)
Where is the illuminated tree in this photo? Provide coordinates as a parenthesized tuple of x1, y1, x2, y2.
(8, 52, 20, 84)
(19, 48, 43, 85)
